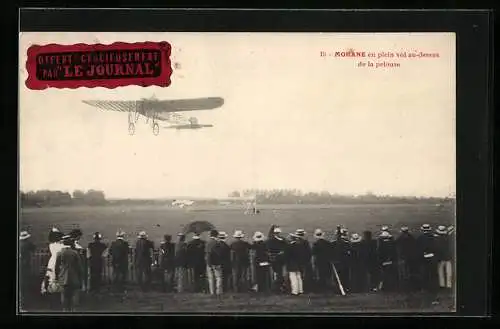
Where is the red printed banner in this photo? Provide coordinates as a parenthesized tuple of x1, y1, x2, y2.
(25, 41, 172, 90)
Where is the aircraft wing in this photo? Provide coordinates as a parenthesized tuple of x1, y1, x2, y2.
(82, 100, 137, 113)
(153, 97, 224, 113)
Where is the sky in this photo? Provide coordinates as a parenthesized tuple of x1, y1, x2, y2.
(19, 32, 456, 199)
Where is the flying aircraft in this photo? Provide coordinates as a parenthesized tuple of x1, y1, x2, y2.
(82, 95, 223, 136)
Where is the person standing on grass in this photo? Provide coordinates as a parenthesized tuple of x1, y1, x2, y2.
(175, 233, 188, 293)
(41, 227, 64, 304)
(266, 225, 288, 293)
(19, 230, 35, 309)
(312, 229, 333, 292)
(109, 230, 129, 292)
(187, 233, 207, 293)
(435, 225, 453, 291)
(87, 232, 107, 293)
(416, 224, 439, 293)
(349, 233, 365, 293)
(285, 233, 303, 296)
(55, 235, 84, 312)
(360, 230, 379, 292)
(396, 226, 418, 292)
(332, 228, 352, 294)
(218, 231, 232, 292)
(135, 231, 154, 292)
(230, 230, 251, 292)
(377, 230, 398, 292)
(159, 234, 176, 292)
(205, 229, 223, 296)
(295, 229, 313, 293)
(252, 231, 271, 293)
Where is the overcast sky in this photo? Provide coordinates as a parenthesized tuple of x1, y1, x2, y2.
(19, 32, 455, 199)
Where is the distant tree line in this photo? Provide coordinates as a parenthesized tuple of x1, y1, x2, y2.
(228, 189, 454, 205)
(20, 189, 107, 207)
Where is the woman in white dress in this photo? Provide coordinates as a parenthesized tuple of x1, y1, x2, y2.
(41, 227, 64, 295)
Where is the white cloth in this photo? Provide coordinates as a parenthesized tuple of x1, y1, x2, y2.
(289, 271, 303, 295)
(41, 242, 64, 293)
(438, 260, 452, 288)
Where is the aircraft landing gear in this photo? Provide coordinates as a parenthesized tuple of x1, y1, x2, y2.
(128, 123, 136, 135)
(153, 123, 160, 136)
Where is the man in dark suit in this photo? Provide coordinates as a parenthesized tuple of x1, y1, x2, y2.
(230, 230, 251, 292)
(295, 229, 313, 292)
(205, 230, 223, 295)
(87, 232, 107, 293)
(109, 230, 129, 292)
(360, 230, 379, 292)
(135, 231, 154, 291)
(175, 233, 188, 292)
(19, 231, 35, 309)
(55, 236, 84, 312)
(396, 226, 418, 292)
(187, 234, 207, 293)
(416, 224, 438, 292)
(266, 225, 288, 293)
(217, 232, 232, 292)
(159, 234, 176, 292)
(312, 229, 333, 292)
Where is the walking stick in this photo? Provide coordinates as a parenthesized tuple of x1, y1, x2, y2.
(331, 262, 346, 296)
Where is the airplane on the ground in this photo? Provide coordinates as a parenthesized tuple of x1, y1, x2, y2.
(82, 95, 223, 136)
(172, 199, 195, 208)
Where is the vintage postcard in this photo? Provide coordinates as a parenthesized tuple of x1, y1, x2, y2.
(19, 32, 456, 313)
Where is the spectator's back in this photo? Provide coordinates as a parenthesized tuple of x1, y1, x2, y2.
(110, 239, 130, 266)
(230, 239, 251, 265)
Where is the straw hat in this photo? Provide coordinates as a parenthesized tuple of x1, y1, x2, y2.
(253, 231, 264, 241)
(436, 225, 447, 235)
(233, 230, 245, 238)
(116, 230, 126, 238)
(19, 231, 31, 240)
(351, 233, 362, 243)
(379, 231, 392, 238)
(192, 234, 201, 240)
(381, 225, 389, 232)
(400, 226, 409, 232)
(314, 228, 324, 238)
(421, 224, 432, 232)
(137, 231, 147, 238)
(273, 227, 282, 233)
(93, 232, 102, 240)
(218, 231, 228, 240)
(295, 229, 306, 237)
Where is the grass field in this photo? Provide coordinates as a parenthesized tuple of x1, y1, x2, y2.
(20, 203, 455, 247)
(22, 288, 455, 313)
(19, 203, 455, 313)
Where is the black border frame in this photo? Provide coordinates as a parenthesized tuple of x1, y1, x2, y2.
(8, 7, 493, 322)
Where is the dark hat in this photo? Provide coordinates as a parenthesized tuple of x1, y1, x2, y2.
(93, 232, 102, 240)
(164, 234, 172, 241)
(209, 229, 219, 237)
(70, 229, 83, 239)
(62, 234, 73, 246)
